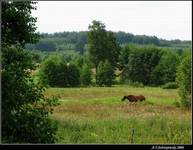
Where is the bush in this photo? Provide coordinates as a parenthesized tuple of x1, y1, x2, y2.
(2, 1, 59, 143)
(39, 55, 65, 87)
(80, 64, 92, 86)
(96, 60, 114, 87)
(162, 82, 178, 89)
(121, 45, 162, 85)
(176, 55, 191, 107)
(2, 46, 59, 143)
(67, 64, 80, 87)
(150, 50, 179, 85)
(40, 56, 80, 87)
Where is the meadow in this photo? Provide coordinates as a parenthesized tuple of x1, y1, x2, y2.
(44, 86, 192, 144)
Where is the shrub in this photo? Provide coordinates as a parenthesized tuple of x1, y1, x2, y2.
(96, 60, 114, 87)
(67, 64, 80, 87)
(40, 56, 80, 87)
(80, 64, 92, 86)
(150, 50, 179, 85)
(2, 46, 59, 143)
(121, 45, 162, 85)
(176, 55, 191, 107)
(40, 55, 66, 87)
(2, 1, 59, 143)
(162, 82, 178, 89)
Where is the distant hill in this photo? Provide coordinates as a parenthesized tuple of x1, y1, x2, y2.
(25, 31, 191, 53)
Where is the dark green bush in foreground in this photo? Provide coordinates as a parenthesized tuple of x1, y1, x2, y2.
(2, 1, 59, 143)
(2, 46, 59, 143)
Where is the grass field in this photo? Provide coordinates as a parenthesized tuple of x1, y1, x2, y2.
(44, 86, 192, 144)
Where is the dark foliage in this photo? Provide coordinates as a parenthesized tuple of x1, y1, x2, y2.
(1, 1, 59, 143)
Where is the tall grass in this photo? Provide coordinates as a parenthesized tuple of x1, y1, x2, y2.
(45, 86, 191, 144)
(54, 117, 191, 144)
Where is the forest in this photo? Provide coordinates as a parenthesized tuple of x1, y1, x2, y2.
(25, 30, 191, 53)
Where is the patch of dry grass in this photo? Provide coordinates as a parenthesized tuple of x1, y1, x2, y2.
(52, 103, 191, 122)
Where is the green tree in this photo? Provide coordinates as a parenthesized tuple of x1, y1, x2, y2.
(119, 45, 131, 70)
(67, 64, 81, 87)
(96, 60, 114, 87)
(176, 54, 191, 107)
(88, 20, 107, 72)
(40, 55, 68, 87)
(40, 56, 80, 87)
(2, 1, 39, 47)
(106, 31, 120, 70)
(150, 49, 179, 85)
(2, 1, 58, 143)
(80, 64, 92, 86)
(123, 45, 162, 85)
(88, 20, 120, 83)
(119, 44, 136, 82)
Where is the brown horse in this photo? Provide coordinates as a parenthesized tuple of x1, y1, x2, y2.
(121, 95, 146, 102)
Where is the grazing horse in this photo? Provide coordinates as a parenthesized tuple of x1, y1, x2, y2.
(121, 95, 146, 102)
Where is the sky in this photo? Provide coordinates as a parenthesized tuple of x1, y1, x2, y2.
(32, 1, 192, 41)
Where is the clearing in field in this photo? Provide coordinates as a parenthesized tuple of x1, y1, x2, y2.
(44, 86, 192, 144)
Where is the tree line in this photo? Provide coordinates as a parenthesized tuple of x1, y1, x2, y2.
(37, 21, 190, 89)
(25, 30, 191, 53)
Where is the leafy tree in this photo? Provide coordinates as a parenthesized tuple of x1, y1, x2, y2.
(2, 1, 39, 47)
(1, 1, 58, 143)
(80, 64, 92, 86)
(176, 54, 191, 107)
(88, 20, 120, 83)
(119, 45, 131, 69)
(119, 44, 136, 82)
(67, 64, 80, 87)
(40, 56, 80, 87)
(40, 55, 67, 87)
(150, 50, 180, 85)
(96, 60, 114, 87)
(106, 31, 121, 70)
(88, 20, 107, 71)
(2, 45, 59, 143)
(123, 45, 162, 85)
